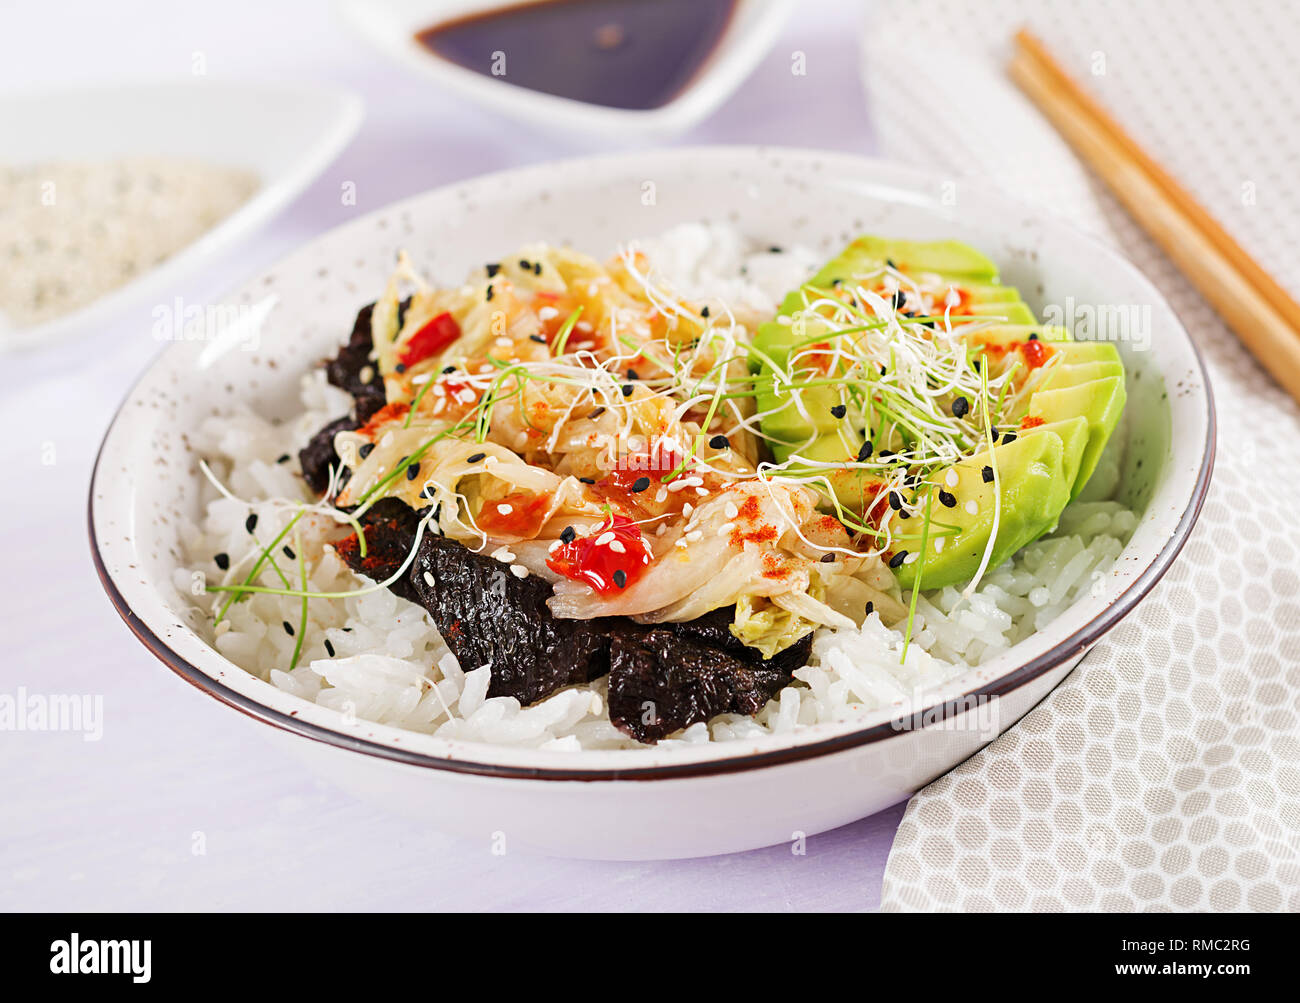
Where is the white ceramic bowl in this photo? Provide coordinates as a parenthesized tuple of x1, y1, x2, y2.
(0, 80, 363, 352)
(336, 0, 793, 140)
(90, 147, 1214, 859)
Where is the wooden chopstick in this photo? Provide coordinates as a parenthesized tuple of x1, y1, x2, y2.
(1009, 28, 1300, 404)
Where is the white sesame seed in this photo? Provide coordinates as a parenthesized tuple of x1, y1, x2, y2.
(423, 571, 436, 588)
(538, 306, 559, 321)
(359, 365, 374, 383)
(609, 540, 626, 554)
(945, 470, 959, 488)
(509, 564, 529, 578)
(496, 503, 513, 515)
(490, 546, 515, 563)
(904, 552, 919, 565)
(724, 502, 739, 520)
(717, 522, 735, 536)
(695, 487, 709, 496)
(655, 523, 667, 536)
(965, 500, 978, 515)
(595, 531, 615, 547)
(655, 488, 668, 504)
(934, 537, 946, 553)
(682, 503, 694, 518)
(686, 530, 703, 542)
(548, 540, 562, 553)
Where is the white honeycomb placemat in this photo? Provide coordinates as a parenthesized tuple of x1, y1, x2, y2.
(863, 0, 1300, 911)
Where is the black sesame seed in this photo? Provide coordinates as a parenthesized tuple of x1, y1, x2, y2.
(891, 289, 906, 309)
(1002, 432, 1017, 445)
(519, 258, 531, 270)
(395, 363, 406, 374)
(899, 511, 911, 520)
(1029, 332, 1039, 341)
(529, 334, 546, 343)
(467, 452, 486, 463)
(621, 384, 633, 397)
(359, 442, 374, 459)
(421, 484, 436, 498)
(324, 639, 335, 657)
(626, 369, 639, 381)
(214, 552, 230, 570)
(276, 453, 290, 464)
(831, 277, 843, 286)
(485, 285, 494, 302)
(830, 404, 847, 419)
(613, 569, 627, 589)
(857, 441, 873, 462)
(938, 490, 957, 508)
(982, 465, 994, 483)
(533, 262, 542, 275)
(701, 306, 710, 318)
(885, 258, 897, 269)
(952, 396, 970, 418)
(282, 620, 295, 636)
(630, 476, 651, 493)
(560, 526, 576, 544)
(245, 513, 258, 533)
(768, 245, 783, 253)
(486, 263, 500, 277)
(588, 407, 606, 419)
(888, 491, 902, 511)
(442, 365, 456, 374)
(579, 477, 595, 484)
(282, 545, 296, 560)
(889, 551, 908, 569)
(820, 553, 836, 563)
(865, 601, 875, 615)
(406, 462, 420, 481)
(706, 436, 727, 451)
(972, 358, 982, 372)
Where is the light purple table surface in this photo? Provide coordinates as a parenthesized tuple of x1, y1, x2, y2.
(0, 0, 906, 911)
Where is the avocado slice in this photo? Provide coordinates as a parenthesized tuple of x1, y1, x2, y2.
(1016, 375, 1126, 498)
(887, 425, 1081, 589)
(810, 235, 1001, 284)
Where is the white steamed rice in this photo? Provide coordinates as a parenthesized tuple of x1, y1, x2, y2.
(177, 224, 1137, 752)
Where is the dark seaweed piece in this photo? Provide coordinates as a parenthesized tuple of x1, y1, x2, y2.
(333, 498, 423, 604)
(299, 415, 359, 495)
(606, 629, 811, 744)
(325, 303, 386, 410)
(409, 534, 618, 705)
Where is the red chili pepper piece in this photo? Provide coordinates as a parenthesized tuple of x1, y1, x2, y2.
(545, 514, 653, 594)
(399, 312, 461, 368)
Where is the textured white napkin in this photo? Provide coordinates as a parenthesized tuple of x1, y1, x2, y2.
(864, 0, 1300, 911)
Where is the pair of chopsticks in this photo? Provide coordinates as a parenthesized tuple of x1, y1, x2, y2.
(1009, 28, 1300, 404)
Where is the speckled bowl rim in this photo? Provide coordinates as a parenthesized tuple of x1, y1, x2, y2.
(89, 146, 1216, 782)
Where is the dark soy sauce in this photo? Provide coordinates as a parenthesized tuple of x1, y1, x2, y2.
(415, 0, 739, 111)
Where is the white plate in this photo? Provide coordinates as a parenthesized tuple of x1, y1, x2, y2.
(337, 0, 792, 139)
(90, 147, 1213, 859)
(0, 80, 363, 353)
